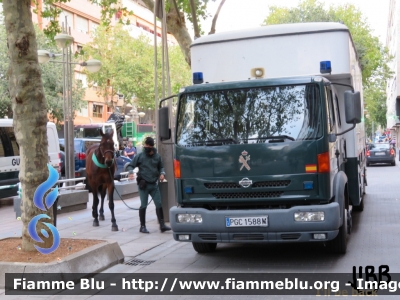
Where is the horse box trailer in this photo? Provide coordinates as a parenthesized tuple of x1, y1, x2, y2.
(160, 22, 366, 254)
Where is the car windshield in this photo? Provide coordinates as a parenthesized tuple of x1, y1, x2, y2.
(373, 144, 390, 150)
(176, 84, 322, 146)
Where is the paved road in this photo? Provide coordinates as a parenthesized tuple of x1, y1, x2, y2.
(1, 161, 400, 299)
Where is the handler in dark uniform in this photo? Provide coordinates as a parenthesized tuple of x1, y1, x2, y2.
(126, 137, 171, 233)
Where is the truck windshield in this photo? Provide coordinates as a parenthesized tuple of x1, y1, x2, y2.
(176, 84, 322, 146)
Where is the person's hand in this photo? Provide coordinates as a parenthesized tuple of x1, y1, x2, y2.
(160, 174, 165, 182)
(128, 173, 134, 181)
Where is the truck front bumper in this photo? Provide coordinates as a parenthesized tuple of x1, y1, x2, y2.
(170, 203, 341, 243)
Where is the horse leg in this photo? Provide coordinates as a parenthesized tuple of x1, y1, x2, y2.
(92, 185, 100, 227)
(108, 183, 118, 231)
(99, 185, 106, 221)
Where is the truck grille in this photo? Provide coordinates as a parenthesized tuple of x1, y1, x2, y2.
(212, 191, 283, 199)
(204, 182, 241, 189)
(232, 234, 264, 241)
(199, 234, 218, 241)
(253, 180, 291, 187)
(280, 233, 301, 240)
(204, 180, 290, 189)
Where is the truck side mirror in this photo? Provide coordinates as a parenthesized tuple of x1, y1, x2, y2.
(159, 107, 171, 140)
(344, 91, 361, 124)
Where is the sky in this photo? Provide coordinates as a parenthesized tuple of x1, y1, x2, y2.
(202, 0, 390, 44)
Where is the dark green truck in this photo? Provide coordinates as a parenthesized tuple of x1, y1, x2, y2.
(158, 23, 366, 254)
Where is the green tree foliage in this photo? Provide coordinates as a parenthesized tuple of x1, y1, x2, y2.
(38, 0, 225, 66)
(263, 0, 392, 128)
(82, 24, 191, 110)
(0, 23, 85, 123)
(34, 0, 134, 40)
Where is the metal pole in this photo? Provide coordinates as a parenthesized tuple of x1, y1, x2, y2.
(154, 0, 159, 149)
(372, 121, 374, 141)
(159, 0, 176, 222)
(67, 25, 75, 183)
(62, 19, 69, 182)
(161, 0, 166, 99)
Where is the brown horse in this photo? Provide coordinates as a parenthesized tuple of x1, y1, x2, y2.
(85, 129, 118, 231)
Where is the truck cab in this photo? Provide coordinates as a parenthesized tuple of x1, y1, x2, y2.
(159, 22, 366, 254)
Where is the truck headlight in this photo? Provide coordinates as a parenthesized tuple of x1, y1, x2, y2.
(294, 211, 324, 222)
(176, 214, 202, 223)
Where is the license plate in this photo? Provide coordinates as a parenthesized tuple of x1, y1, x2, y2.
(226, 216, 268, 227)
(375, 152, 385, 156)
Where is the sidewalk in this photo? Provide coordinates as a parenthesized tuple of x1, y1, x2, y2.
(0, 192, 179, 263)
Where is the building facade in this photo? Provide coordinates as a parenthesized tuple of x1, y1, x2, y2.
(386, 0, 400, 142)
(31, 0, 174, 129)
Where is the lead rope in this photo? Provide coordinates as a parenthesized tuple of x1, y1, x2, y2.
(107, 167, 153, 210)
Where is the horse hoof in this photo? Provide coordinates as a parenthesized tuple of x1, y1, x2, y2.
(112, 226, 119, 232)
(93, 220, 99, 227)
(99, 215, 105, 221)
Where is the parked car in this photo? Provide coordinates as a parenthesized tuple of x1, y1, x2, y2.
(59, 138, 132, 181)
(366, 143, 396, 166)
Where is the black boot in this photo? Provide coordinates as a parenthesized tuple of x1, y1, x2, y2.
(139, 208, 149, 233)
(156, 208, 171, 232)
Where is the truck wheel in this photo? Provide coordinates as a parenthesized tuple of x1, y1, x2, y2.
(327, 207, 347, 254)
(192, 242, 217, 253)
(353, 198, 364, 212)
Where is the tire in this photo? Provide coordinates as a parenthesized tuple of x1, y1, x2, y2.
(391, 161, 396, 166)
(366, 162, 370, 167)
(353, 198, 364, 212)
(192, 242, 217, 253)
(353, 170, 365, 212)
(327, 207, 347, 254)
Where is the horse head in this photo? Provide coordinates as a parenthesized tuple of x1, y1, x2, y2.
(99, 129, 115, 167)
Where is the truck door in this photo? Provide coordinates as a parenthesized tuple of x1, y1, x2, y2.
(325, 86, 339, 175)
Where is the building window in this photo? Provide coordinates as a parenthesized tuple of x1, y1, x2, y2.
(75, 72, 88, 88)
(93, 104, 103, 118)
(76, 44, 83, 55)
(77, 104, 89, 117)
(59, 10, 74, 29)
(76, 15, 89, 34)
(91, 22, 99, 33)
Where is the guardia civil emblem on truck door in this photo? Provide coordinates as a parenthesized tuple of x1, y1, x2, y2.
(239, 150, 251, 171)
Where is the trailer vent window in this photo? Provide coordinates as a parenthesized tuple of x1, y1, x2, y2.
(212, 191, 283, 199)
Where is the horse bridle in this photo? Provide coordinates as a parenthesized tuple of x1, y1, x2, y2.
(93, 145, 115, 169)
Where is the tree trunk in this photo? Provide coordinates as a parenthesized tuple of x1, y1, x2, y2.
(3, 0, 53, 251)
(142, 0, 193, 66)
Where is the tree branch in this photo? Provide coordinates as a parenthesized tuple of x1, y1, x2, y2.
(209, 0, 226, 35)
(188, 0, 200, 38)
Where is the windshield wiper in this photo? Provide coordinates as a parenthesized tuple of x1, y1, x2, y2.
(194, 138, 239, 145)
(247, 135, 295, 142)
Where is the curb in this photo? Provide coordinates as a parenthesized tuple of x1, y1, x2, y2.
(0, 238, 124, 289)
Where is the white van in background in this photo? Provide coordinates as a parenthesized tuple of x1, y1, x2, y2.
(0, 119, 61, 199)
